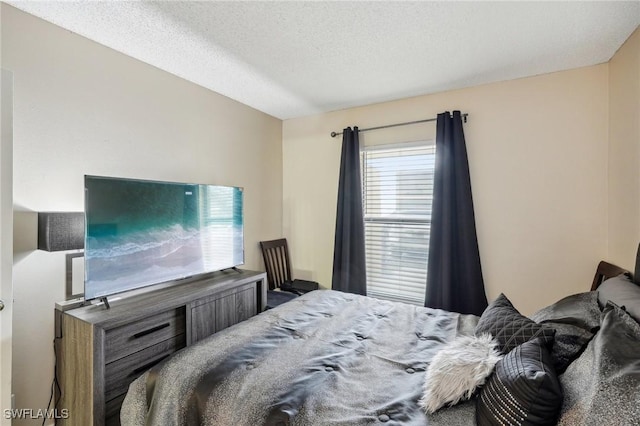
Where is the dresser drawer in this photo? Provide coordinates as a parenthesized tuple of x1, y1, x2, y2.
(104, 307, 185, 363)
(104, 333, 186, 402)
(105, 394, 126, 426)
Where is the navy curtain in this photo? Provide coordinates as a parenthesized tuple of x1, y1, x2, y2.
(425, 111, 487, 315)
(332, 127, 367, 295)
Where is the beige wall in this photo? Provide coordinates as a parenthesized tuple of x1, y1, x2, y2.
(2, 5, 282, 424)
(283, 64, 610, 316)
(608, 27, 640, 271)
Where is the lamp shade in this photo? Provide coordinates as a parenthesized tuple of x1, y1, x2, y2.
(38, 212, 84, 251)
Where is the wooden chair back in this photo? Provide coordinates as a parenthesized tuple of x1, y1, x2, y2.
(260, 239, 293, 291)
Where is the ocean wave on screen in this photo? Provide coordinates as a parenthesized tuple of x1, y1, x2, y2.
(85, 224, 199, 259)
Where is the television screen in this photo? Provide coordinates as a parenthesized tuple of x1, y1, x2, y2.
(84, 175, 244, 300)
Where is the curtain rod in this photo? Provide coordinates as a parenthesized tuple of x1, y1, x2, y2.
(330, 113, 468, 138)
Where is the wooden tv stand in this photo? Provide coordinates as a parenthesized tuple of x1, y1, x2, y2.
(54, 269, 267, 426)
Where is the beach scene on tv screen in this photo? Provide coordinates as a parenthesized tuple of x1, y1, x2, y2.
(84, 177, 243, 299)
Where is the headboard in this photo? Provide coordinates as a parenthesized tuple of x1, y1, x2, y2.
(590, 261, 630, 291)
(590, 242, 640, 291)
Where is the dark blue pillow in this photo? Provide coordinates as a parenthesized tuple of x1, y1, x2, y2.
(477, 338, 563, 426)
(475, 294, 555, 354)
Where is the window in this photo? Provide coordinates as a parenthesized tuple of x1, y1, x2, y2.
(361, 142, 434, 305)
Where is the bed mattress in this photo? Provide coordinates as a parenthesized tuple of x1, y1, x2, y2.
(121, 290, 479, 425)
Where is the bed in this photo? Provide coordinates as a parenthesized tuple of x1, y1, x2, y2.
(121, 255, 640, 426)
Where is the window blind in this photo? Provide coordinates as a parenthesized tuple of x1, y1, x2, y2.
(362, 142, 434, 305)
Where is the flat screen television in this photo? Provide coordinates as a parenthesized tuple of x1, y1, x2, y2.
(84, 175, 244, 300)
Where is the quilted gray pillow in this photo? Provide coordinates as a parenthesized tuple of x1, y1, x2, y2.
(475, 293, 555, 354)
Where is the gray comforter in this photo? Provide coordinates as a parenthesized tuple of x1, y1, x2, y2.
(121, 290, 479, 425)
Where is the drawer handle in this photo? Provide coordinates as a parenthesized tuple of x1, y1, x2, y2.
(133, 323, 170, 339)
(130, 354, 171, 377)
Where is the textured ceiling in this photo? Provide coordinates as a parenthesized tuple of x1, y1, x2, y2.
(7, 1, 640, 119)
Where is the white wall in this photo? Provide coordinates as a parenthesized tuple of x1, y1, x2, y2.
(283, 64, 610, 316)
(2, 5, 282, 424)
(1, 67, 15, 425)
